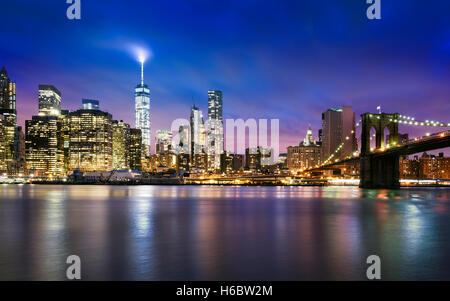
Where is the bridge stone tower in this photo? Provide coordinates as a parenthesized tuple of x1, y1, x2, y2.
(360, 113, 400, 189)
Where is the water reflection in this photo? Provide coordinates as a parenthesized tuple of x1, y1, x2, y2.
(0, 185, 449, 280)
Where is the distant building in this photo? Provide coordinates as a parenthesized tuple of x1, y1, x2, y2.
(0, 67, 17, 173)
(69, 106, 113, 172)
(207, 90, 224, 171)
(321, 106, 356, 161)
(399, 152, 450, 179)
(220, 152, 244, 174)
(245, 146, 273, 171)
(129, 128, 142, 171)
(38, 85, 61, 116)
(190, 105, 206, 155)
(155, 130, 173, 154)
(277, 153, 287, 168)
(60, 110, 71, 173)
(177, 153, 190, 173)
(0, 115, 6, 172)
(82, 99, 99, 110)
(177, 124, 190, 155)
(13, 126, 26, 173)
(245, 147, 261, 170)
(192, 153, 208, 173)
(149, 153, 178, 172)
(419, 152, 450, 179)
(112, 120, 130, 170)
(287, 125, 322, 172)
(25, 115, 64, 177)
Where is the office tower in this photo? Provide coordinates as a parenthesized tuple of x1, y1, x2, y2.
(38, 85, 61, 116)
(207, 90, 224, 171)
(0, 66, 17, 172)
(287, 125, 322, 172)
(177, 153, 190, 173)
(220, 152, 244, 174)
(149, 152, 178, 172)
(134, 61, 151, 156)
(190, 105, 206, 156)
(155, 130, 173, 154)
(129, 128, 142, 171)
(317, 129, 323, 146)
(321, 106, 356, 161)
(245, 147, 262, 171)
(69, 104, 113, 172)
(0, 66, 16, 112)
(13, 126, 26, 173)
(0, 115, 6, 172)
(177, 124, 190, 154)
(82, 99, 99, 110)
(59, 110, 71, 173)
(25, 115, 64, 177)
(112, 120, 131, 170)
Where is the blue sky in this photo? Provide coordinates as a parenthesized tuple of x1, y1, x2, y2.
(1, 0, 449, 153)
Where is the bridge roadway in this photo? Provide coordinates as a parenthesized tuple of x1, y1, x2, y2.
(307, 130, 450, 172)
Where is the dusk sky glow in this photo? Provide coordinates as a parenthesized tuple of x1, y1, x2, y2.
(1, 0, 449, 154)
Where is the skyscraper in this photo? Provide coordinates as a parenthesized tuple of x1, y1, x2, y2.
(25, 84, 65, 177)
(321, 106, 356, 161)
(25, 115, 64, 177)
(0, 67, 16, 113)
(0, 66, 17, 172)
(112, 120, 131, 170)
(0, 115, 6, 172)
(177, 124, 190, 154)
(82, 99, 99, 110)
(134, 61, 151, 156)
(207, 90, 224, 171)
(129, 128, 142, 171)
(69, 102, 113, 172)
(38, 85, 61, 116)
(190, 105, 206, 156)
(155, 130, 173, 154)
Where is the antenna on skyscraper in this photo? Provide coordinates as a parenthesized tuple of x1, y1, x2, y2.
(138, 55, 145, 86)
(140, 60, 144, 85)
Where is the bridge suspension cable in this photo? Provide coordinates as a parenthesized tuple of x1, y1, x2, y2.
(314, 119, 362, 168)
(394, 115, 450, 127)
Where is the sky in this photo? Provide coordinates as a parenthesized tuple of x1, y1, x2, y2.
(1, 0, 449, 154)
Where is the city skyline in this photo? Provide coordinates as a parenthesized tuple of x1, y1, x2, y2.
(1, 1, 449, 154)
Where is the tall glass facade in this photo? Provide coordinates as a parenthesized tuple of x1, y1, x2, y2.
(207, 90, 224, 171)
(134, 63, 151, 156)
(38, 85, 61, 116)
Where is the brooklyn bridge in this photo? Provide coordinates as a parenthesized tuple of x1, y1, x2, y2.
(306, 112, 450, 189)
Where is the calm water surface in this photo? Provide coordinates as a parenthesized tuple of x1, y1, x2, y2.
(0, 185, 449, 280)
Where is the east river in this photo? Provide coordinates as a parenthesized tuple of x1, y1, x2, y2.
(0, 185, 449, 280)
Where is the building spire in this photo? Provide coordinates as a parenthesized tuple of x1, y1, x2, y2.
(140, 61, 144, 86)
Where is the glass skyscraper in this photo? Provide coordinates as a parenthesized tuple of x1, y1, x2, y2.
(134, 62, 151, 156)
(155, 130, 173, 154)
(38, 85, 61, 116)
(0, 66, 17, 172)
(207, 90, 224, 171)
(190, 105, 206, 156)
